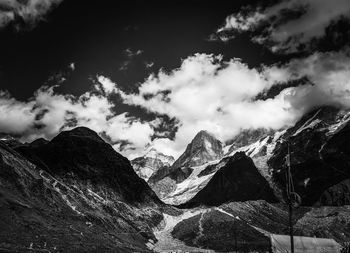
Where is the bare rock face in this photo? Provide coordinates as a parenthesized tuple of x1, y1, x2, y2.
(172, 130, 223, 169)
(179, 152, 278, 208)
(131, 148, 174, 181)
(0, 127, 164, 252)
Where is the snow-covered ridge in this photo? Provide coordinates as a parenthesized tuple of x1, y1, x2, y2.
(131, 148, 175, 181)
(144, 148, 175, 166)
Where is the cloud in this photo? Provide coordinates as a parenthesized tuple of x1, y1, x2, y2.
(112, 54, 294, 156)
(0, 0, 63, 30)
(0, 79, 155, 159)
(1, 51, 349, 160)
(271, 48, 350, 109)
(215, 0, 350, 53)
(0, 90, 36, 134)
(109, 50, 350, 158)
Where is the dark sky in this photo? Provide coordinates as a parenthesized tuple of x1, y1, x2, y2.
(0, 0, 283, 100)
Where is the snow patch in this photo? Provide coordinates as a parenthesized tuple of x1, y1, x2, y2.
(162, 159, 222, 205)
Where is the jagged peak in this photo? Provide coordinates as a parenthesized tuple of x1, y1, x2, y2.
(190, 130, 222, 149)
(194, 130, 216, 139)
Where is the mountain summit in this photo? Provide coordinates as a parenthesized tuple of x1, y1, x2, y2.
(171, 130, 223, 169)
(131, 148, 175, 181)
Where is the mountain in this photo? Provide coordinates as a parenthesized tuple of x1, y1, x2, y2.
(268, 106, 350, 205)
(172, 130, 223, 169)
(16, 127, 162, 204)
(150, 128, 278, 205)
(131, 148, 174, 181)
(2, 109, 350, 252)
(179, 152, 278, 208)
(153, 106, 350, 208)
(148, 130, 224, 200)
(0, 127, 166, 252)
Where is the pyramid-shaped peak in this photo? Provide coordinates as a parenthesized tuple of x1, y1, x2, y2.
(66, 126, 99, 136)
(191, 130, 221, 146)
(171, 130, 223, 169)
(192, 130, 217, 142)
(195, 130, 214, 137)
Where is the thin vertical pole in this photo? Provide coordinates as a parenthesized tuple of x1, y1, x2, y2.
(234, 227, 238, 253)
(289, 198, 294, 253)
(287, 142, 294, 253)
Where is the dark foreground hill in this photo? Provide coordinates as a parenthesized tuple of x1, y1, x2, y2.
(0, 127, 166, 252)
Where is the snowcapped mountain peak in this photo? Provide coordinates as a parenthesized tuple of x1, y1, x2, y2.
(195, 129, 214, 137)
(192, 130, 217, 143)
(171, 130, 223, 169)
(143, 147, 175, 165)
(131, 148, 175, 181)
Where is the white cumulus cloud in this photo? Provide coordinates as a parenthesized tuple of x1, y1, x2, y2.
(1, 50, 350, 160)
(0, 81, 154, 159)
(110, 50, 350, 158)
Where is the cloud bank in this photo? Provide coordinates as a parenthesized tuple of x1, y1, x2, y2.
(1, 48, 350, 158)
(112, 49, 350, 158)
(216, 0, 350, 52)
(0, 0, 63, 30)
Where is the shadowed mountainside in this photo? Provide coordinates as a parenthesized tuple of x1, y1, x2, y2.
(0, 127, 167, 252)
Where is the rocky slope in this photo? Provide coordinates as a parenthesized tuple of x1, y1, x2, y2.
(0, 127, 166, 252)
(171, 200, 350, 252)
(131, 148, 174, 182)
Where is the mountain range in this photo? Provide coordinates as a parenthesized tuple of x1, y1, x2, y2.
(1, 105, 350, 252)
